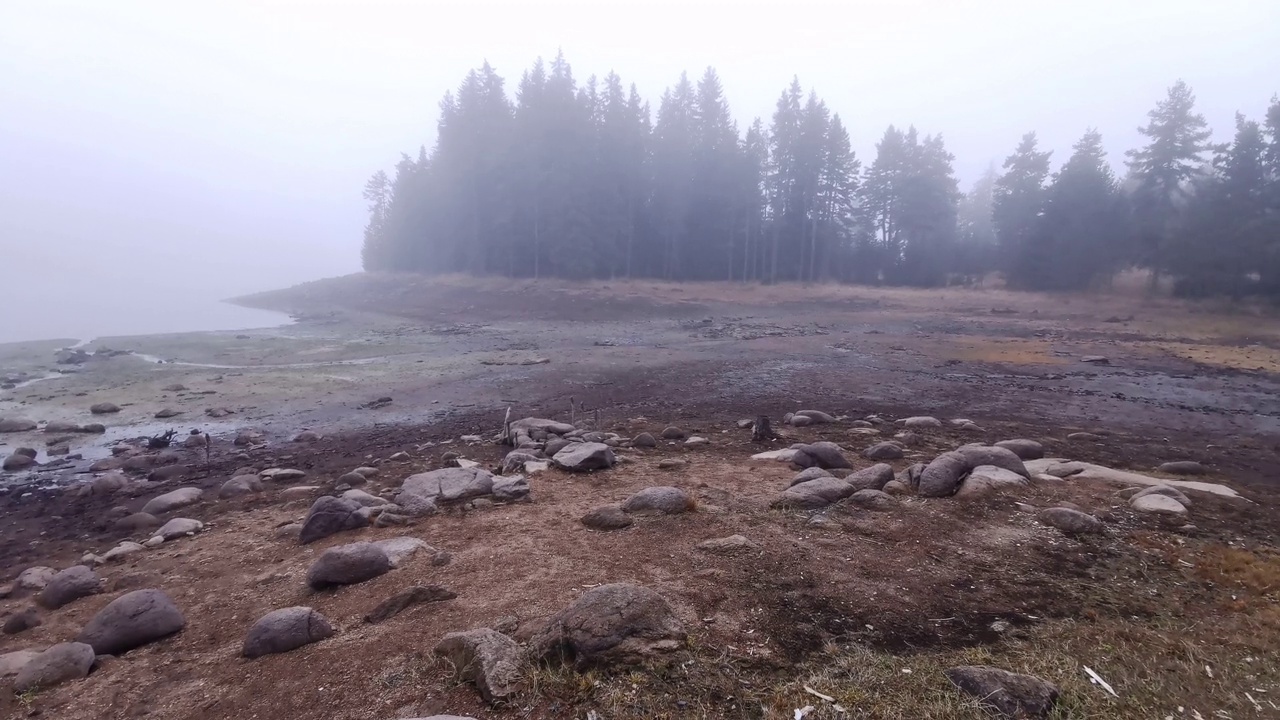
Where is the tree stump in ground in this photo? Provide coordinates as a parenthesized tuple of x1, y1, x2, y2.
(752, 416, 774, 442)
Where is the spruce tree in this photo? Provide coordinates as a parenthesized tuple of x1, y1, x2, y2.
(993, 132, 1052, 286)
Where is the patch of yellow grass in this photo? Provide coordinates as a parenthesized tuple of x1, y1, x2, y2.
(1146, 342, 1280, 372)
(944, 338, 1068, 365)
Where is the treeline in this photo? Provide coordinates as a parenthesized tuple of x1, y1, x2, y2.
(361, 54, 1280, 298)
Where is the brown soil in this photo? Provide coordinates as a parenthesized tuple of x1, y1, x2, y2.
(2, 276, 1279, 719)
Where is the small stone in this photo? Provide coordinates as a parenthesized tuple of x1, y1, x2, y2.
(260, 468, 307, 481)
(1132, 484, 1192, 507)
(697, 535, 757, 554)
(945, 665, 1059, 718)
(632, 432, 657, 448)
(390, 451, 411, 461)
(154, 408, 182, 419)
(657, 458, 688, 470)
(1131, 493, 1188, 516)
(114, 512, 161, 533)
(1037, 507, 1104, 534)
(153, 517, 203, 541)
(140, 487, 203, 515)
(103, 541, 147, 562)
(684, 436, 710, 446)
(292, 430, 322, 443)
(90, 402, 121, 414)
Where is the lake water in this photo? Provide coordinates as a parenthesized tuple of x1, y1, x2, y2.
(0, 296, 292, 345)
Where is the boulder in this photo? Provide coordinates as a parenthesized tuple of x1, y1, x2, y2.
(364, 585, 458, 624)
(77, 589, 185, 654)
(502, 451, 539, 475)
(90, 403, 121, 415)
(791, 441, 852, 470)
(530, 583, 686, 668)
(1037, 507, 1104, 534)
(789, 414, 813, 427)
(956, 465, 1030, 498)
(848, 489, 896, 510)
(140, 487, 203, 515)
(37, 566, 102, 609)
(632, 432, 657, 448)
(845, 463, 895, 492)
(901, 416, 942, 429)
(1132, 484, 1192, 507)
(102, 541, 147, 563)
(660, 426, 686, 440)
(91, 472, 128, 495)
(260, 468, 307, 481)
(45, 421, 82, 433)
(0, 417, 38, 433)
(491, 474, 530, 502)
(114, 512, 161, 533)
(336, 471, 368, 487)
(153, 518, 204, 541)
(3, 607, 42, 635)
(3, 453, 36, 471)
(154, 408, 182, 419)
(219, 474, 263, 498)
(918, 451, 971, 497)
(944, 666, 1059, 719)
(882, 480, 910, 495)
(581, 505, 633, 531)
(552, 442, 616, 472)
(292, 430, 322, 443)
(696, 535, 757, 554)
(620, 486, 695, 515)
(352, 466, 380, 479)
(306, 542, 392, 590)
(242, 607, 334, 658)
(793, 410, 835, 424)
(435, 628, 522, 704)
(0, 650, 41, 678)
(994, 439, 1045, 460)
(789, 467, 834, 486)
(279, 486, 320, 502)
(1131, 493, 1188, 516)
(1158, 460, 1206, 476)
(12, 642, 95, 692)
(398, 467, 494, 512)
(342, 488, 388, 508)
(955, 446, 1030, 479)
(299, 495, 370, 544)
(775, 477, 855, 509)
(373, 537, 431, 567)
(544, 438, 572, 456)
(90, 457, 125, 472)
(147, 464, 188, 482)
(861, 441, 903, 461)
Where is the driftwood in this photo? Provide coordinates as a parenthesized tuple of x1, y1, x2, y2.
(147, 429, 178, 449)
(751, 415, 774, 442)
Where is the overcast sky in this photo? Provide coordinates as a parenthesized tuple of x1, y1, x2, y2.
(1, 0, 1277, 340)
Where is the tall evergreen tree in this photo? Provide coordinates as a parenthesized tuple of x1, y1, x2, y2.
(993, 132, 1052, 285)
(1029, 129, 1128, 290)
(360, 170, 392, 271)
(1125, 80, 1213, 284)
(954, 164, 998, 283)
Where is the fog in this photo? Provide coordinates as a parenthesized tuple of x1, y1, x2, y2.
(2, 0, 1277, 343)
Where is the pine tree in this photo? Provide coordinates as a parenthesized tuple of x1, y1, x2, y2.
(1125, 80, 1213, 283)
(896, 132, 960, 287)
(360, 170, 392, 270)
(652, 73, 697, 279)
(1030, 129, 1127, 290)
(860, 125, 909, 280)
(993, 132, 1052, 286)
(954, 164, 998, 283)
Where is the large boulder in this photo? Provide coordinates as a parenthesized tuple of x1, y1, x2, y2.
(77, 589, 185, 654)
(845, 464, 895, 492)
(397, 467, 494, 512)
(793, 410, 835, 424)
(918, 451, 971, 497)
(775, 477, 855, 509)
(12, 642, 95, 692)
(994, 439, 1045, 460)
(620, 487, 695, 515)
(434, 628, 521, 704)
(0, 417, 38, 433)
(491, 474, 530, 502)
(791, 441, 852, 470)
(140, 487, 203, 516)
(242, 607, 334, 658)
(219, 474, 263, 498)
(955, 465, 1029, 498)
(306, 542, 392, 590)
(955, 446, 1029, 479)
(552, 442, 616, 472)
(37, 566, 102, 609)
(3, 453, 36, 471)
(944, 666, 1060, 719)
(299, 495, 370, 544)
(530, 584, 686, 669)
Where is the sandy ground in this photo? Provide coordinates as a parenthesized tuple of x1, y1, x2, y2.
(1, 275, 1278, 719)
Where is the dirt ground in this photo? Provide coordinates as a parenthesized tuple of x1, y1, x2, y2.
(1, 275, 1278, 719)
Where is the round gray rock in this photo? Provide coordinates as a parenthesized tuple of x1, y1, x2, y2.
(37, 566, 102, 609)
(299, 495, 370, 544)
(581, 505, 633, 531)
(13, 642, 95, 692)
(140, 487, 203, 516)
(77, 588, 186, 655)
(219, 474, 263, 498)
(862, 442, 904, 461)
(620, 486, 695, 515)
(306, 542, 392, 590)
(1037, 507, 1104, 534)
(530, 583, 686, 669)
(242, 606, 334, 658)
(994, 439, 1045, 460)
(845, 463, 895, 492)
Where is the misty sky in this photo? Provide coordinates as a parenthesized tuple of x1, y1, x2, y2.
(2, 0, 1278, 342)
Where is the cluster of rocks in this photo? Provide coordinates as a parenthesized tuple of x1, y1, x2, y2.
(581, 485, 697, 530)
